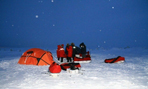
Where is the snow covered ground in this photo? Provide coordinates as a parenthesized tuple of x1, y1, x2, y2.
(0, 47, 148, 89)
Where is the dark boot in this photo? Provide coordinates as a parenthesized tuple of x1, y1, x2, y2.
(61, 57, 63, 62)
(69, 58, 72, 62)
(58, 58, 60, 61)
(67, 57, 70, 62)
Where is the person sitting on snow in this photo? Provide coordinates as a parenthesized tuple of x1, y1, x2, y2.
(79, 42, 86, 58)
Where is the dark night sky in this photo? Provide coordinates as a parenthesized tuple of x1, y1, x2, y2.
(0, 0, 148, 49)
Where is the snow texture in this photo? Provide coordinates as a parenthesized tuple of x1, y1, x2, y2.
(0, 47, 148, 89)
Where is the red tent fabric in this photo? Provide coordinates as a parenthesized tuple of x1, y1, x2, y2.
(18, 48, 54, 66)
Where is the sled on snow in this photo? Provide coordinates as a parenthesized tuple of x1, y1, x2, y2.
(60, 62, 81, 71)
(60, 62, 81, 74)
(73, 51, 91, 63)
(104, 56, 125, 63)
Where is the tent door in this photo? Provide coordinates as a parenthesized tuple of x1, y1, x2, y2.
(24, 53, 33, 63)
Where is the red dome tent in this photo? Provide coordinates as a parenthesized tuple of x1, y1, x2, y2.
(18, 48, 54, 66)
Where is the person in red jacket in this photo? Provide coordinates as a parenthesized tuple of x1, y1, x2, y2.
(56, 45, 61, 61)
(66, 43, 73, 62)
(59, 44, 66, 62)
(56, 44, 66, 62)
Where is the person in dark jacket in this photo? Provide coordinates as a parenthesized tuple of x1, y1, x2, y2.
(79, 42, 86, 58)
(71, 43, 80, 59)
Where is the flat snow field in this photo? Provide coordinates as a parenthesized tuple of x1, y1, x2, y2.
(0, 47, 148, 89)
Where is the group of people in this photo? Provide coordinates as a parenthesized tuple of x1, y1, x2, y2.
(56, 42, 86, 63)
